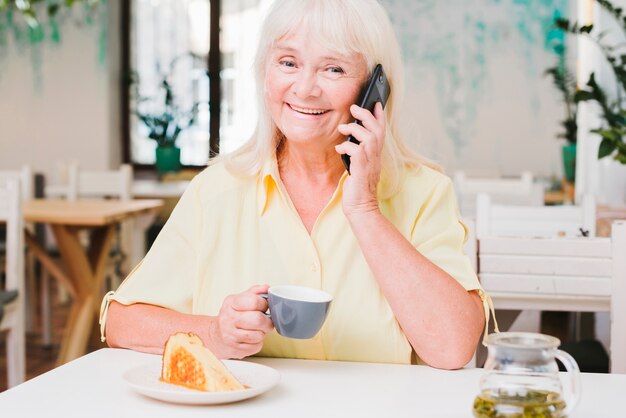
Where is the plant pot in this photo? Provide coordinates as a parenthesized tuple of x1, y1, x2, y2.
(562, 143, 576, 183)
(155, 145, 181, 174)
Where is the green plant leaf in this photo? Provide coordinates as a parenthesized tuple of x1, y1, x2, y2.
(615, 151, 626, 164)
(555, 18, 570, 30)
(47, 4, 60, 16)
(598, 137, 617, 159)
(574, 90, 596, 102)
(580, 24, 594, 33)
(593, 128, 621, 142)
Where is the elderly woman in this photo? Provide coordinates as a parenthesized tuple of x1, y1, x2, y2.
(101, 0, 491, 370)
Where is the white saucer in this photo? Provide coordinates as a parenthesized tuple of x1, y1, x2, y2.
(123, 359, 280, 405)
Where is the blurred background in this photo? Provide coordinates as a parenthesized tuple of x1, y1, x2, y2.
(1, 0, 625, 390)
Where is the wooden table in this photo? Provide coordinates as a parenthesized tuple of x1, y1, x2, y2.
(1, 348, 625, 417)
(22, 199, 163, 365)
(597, 205, 626, 237)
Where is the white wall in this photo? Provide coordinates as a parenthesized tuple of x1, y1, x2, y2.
(382, 0, 572, 178)
(0, 1, 595, 183)
(0, 1, 120, 183)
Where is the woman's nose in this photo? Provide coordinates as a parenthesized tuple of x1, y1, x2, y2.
(293, 70, 321, 98)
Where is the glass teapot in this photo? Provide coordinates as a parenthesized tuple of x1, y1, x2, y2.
(473, 332, 581, 418)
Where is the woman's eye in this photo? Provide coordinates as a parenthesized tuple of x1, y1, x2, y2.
(328, 66, 344, 74)
(279, 59, 296, 68)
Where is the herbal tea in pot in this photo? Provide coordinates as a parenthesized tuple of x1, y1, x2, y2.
(473, 332, 581, 418)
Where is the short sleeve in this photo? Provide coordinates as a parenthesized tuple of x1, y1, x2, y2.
(105, 176, 203, 314)
(410, 176, 479, 291)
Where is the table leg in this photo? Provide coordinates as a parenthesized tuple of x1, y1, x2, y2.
(24, 231, 76, 299)
(51, 224, 115, 366)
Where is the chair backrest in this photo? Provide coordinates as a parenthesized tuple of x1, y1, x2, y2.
(454, 171, 544, 218)
(0, 179, 25, 298)
(0, 165, 34, 201)
(67, 163, 133, 201)
(477, 220, 626, 373)
(475, 193, 596, 239)
(479, 235, 612, 303)
(610, 221, 626, 373)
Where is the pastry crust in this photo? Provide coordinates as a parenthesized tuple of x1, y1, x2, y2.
(160, 332, 245, 392)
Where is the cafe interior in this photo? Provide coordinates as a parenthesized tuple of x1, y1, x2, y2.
(0, 0, 625, 416)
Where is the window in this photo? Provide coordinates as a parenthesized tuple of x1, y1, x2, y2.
(123, 0, 275, 167)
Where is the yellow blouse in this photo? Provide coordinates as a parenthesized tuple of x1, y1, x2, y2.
(100, 158, 488, 364)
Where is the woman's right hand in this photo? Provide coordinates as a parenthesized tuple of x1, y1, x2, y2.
(210, 284, 274, 359)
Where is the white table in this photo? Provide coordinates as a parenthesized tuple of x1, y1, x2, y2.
(1, 348, 624, 417)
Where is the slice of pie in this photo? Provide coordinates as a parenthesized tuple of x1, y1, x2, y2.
(160, 332, 245, 392)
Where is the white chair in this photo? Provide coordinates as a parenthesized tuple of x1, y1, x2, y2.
(474, 193, 597, 350)
(477, 221, 626, 373)
(0, 179, 26, 387)
(69, 163, 135, 287)
(0, 166, 38, 334)
(66, 163, 133, 201)
(454, 171, 545, 219)
(476, 193, 596, 239)
(44, 161, 133, 201)
(0, 166, 33, 201)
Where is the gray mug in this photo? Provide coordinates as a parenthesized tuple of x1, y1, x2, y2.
(261, 285, 333, 339)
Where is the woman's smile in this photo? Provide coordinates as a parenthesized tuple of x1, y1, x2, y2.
(286, 103, 330, 116)
(265, 27, 367, 148)
(285, 103, 332, 121)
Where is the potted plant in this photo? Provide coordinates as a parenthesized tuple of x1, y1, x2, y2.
(130, 54, 207, 174)
(545, 62, 578, 182)
(554, 0, 625, 165)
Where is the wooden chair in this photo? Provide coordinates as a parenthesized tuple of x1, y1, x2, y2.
(477, 221, 626, 373)
(0, 179, 26, 387)
(453, 171, 545, 218)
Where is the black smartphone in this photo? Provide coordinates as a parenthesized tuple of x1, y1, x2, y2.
(341, 64, 391, 174)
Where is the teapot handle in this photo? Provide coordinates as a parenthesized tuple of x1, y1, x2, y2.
(555, 349, 581, 415)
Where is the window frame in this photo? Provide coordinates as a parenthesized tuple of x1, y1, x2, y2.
(120, 0, 221, 171)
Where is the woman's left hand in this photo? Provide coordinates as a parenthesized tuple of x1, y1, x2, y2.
(335, 102, 386, 217)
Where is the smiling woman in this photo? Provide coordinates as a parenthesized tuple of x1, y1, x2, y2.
(102, 0, 493, 370)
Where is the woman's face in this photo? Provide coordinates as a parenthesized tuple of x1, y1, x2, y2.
(265, 28, 367, 150)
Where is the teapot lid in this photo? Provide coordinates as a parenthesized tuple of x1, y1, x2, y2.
(485, 332, 561, 349)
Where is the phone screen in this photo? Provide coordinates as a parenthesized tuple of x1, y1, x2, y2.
(341, 64, 391, 174)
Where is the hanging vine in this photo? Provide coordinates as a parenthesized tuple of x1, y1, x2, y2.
(0, 0, 106, 87)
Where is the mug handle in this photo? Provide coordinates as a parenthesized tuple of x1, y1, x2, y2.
(555, 349, 581, 416)
(259, 293, 271, 317)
